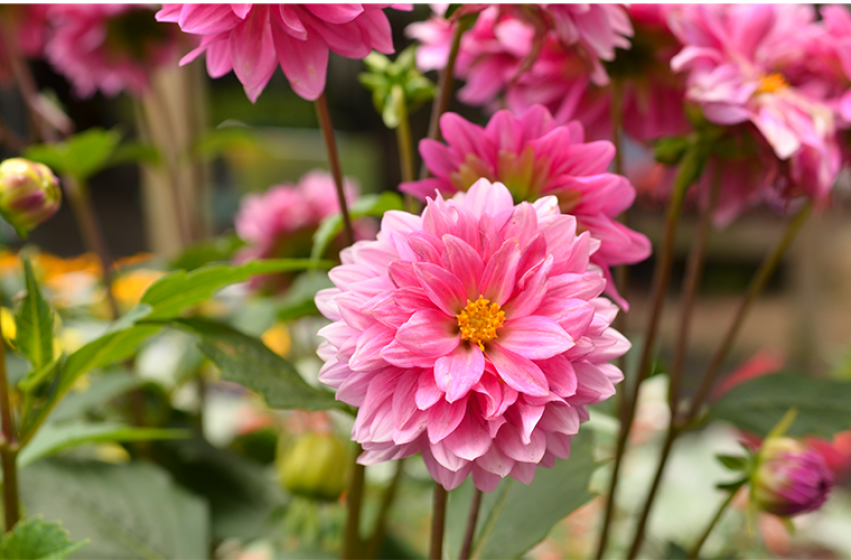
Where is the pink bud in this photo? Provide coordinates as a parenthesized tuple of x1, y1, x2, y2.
(752, 437, 833, 517)
(0, 158, 61, 237)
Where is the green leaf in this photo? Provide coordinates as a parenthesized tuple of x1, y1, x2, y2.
(107, 141, 160, 168)
(311, 192, 405, 260)
(24, 128, 122, 182)
(277, 272, 335, 322)
(445, 430, 597, 560)
(20, 459, 209, 559)
(18, 422, 189, 468)
(715, 454, 748, 471)
(168, 318, 347, 413)
(0, 516, 87, 560)
(141, 259, 334, 321)
(60, 325, 161, 394)
(48, 371, 144, 424)
(16, 258, 54, 371)
(169, 234, 245, 272)
(662, 541, 690, 560)
(17, 358, 61, 394)
(156, 436, 287, 541)
(715, 478, 747, 492)
(709, 372, 851, 438)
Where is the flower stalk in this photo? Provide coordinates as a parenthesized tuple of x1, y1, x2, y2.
(422, 15, 468, 157)
(687, 487, 739, 560)
(459, 487, 483, 560)
(342, 447, 366, 560)
(0, 315, 18, 532)
(367, 459, 406, 558)
(596, 151, 697, 559)
(430, 483, 448, 560)
(391, 85, 417, 213)
(315, 93, 355, 247)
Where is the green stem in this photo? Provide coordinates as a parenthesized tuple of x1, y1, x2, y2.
(687, 489, 738, 559)
(0, 290, 18, 531)
(459, 487, 483, 560)
(596, 154, 695, 560)
(366, 458, 406, 558)
(62, 175, 118, 320)
(391, 85, 417, 213)
(430, 483, 448, 560)
(342, 445, 366, 560)
(626, 170, 721, 559)
(315, 93, 355, 246)
(682, 203, 811, 427)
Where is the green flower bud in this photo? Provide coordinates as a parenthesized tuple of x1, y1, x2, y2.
(0, 158, 61, 237)
(278, 432, 348, 502)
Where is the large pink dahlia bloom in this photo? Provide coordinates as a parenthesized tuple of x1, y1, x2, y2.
(316, 179, 628, 491)
(43, 5, 184, 98)
(401, 105, 650, 309)
(156, 4, 404, 103)
(668, 4, 841, 210)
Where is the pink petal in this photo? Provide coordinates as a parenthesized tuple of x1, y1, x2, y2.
(434, 344, 486, 402)
(476, 443, 515, 477)
(496, 422, 546, 464)
(538, 402, 581, 436)
(413, 262, 467, 316)
(395, 309, 460, 358)
(274, 5, 308, 40)
(304, 4, 364, 24)
(497, 316, 574, 360)
(444, 410, 491, 461)
(231, 4, 252, 19)
(428, 396, 468, 443)
(440, 234, 484, 301)
(416, 368, 444, 410)
(178, 4, 243, 34)
(302, 13, 370, 58)
(472, 466, 502, 492)
(537, 354, 578, 398)
(503, 254, 552, 319)
(231, 6, 278, 103)
(354, 8, 395, 54)
(381, 339, 441, 368)
(272, 22, 329, 101)
(462, 178, 515, 219)
(480, 238, 520, 306)
(486, 343, 549, 397)
(205, 36, 234, 78)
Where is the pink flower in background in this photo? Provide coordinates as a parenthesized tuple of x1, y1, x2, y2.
(0, 5, 50, 86)
(43, 5, 184, 98)
(316, 179, 628, 491)
(407, 5, 632, 116)
(235, 169, 360, 262)
(668, 4, 842, 210)
(157, 4, 404, 103)
(752, 437, 833, 517)
(401, 105, 650, 309)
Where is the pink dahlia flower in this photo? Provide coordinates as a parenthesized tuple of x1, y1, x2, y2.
(157, 4, 405, 103)
(401, 105, 650, 309)
(235, 169, 360, 262)
(668, 4, 841, 210)
(42, 5, 184, 98)
(316, 179, 629, 491)
(407, 5, 632, 126)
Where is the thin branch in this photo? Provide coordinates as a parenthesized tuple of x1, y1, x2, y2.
(430, 483, 448, 560)
(459, 487, 483, 560)
(315, 93, 355, 246)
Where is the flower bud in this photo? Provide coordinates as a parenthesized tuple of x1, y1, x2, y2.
(0, 158, 61, 237)
(278, 432, 348, 502)
(752, 437, 833, 517)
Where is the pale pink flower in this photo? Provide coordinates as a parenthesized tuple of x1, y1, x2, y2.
(42, 5, 184, 98)
(316, 179, 628, 491)
(156, 4, 404, 103)
(668, 4, 842, 210)
(235, 169, 360, 263)
(401, 105, 650, 308)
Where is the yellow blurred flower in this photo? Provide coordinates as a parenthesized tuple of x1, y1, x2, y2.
(261, 322, 291, 358)
(112, 269, 166, 312)
(0, 251, 20, 278)
(92, 443, 131, 464)
(0, 307, 15, 346)
(33, 252, 102, 281)
(113, 253, 156, 271)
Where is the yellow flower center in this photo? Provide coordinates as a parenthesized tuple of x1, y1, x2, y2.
(456, 296, 505, 351)
(756, 73, 788, 95)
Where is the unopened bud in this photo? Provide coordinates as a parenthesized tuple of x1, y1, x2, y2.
(0, 158, 61, 237)
(278, 432, 348, 502)
(752, 437, 833, 517)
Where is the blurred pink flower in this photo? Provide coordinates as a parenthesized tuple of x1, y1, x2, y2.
(407, 5, 632, 115)
(668, 4, 842, 210)
(0, 5, 50, 86)
(157, 4, 404, 103)
(43, 5, 184, 98)
(235, 169, 360, 262)
(401, 105, 650, 308)
(316, 178, 628, 491)
(752, 436, 833, 517)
